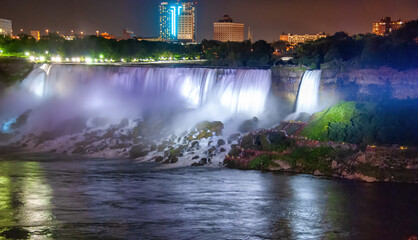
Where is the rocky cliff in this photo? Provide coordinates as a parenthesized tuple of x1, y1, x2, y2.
(271, 66, 418, 107)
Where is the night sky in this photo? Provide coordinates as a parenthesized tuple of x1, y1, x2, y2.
(0, 0, 417, 42)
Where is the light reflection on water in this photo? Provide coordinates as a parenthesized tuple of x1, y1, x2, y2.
(0, 156, 417, 240)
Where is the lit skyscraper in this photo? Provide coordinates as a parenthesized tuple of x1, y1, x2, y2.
(159, 1, 196, 42)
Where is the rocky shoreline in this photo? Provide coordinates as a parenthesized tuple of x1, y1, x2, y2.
(223, 124, 417, 183)
(5, 113, 417, 183)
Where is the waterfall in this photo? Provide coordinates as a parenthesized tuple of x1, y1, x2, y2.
(284, 70, 322, 121)
(17, 64, 271, 120)
(295, 70, 322, 114)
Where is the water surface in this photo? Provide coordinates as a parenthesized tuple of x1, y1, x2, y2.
(0, 154, 417, 240)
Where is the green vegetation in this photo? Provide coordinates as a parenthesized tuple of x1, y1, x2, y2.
(291, 20, 418, 70)
(285, 146, 334, 173)
(301, 100, 418, 145)
(0, 58, 34, 86)
(249, 154, 275, 170)
(201, 40, 273, 67)
(0, 33, 201, 60)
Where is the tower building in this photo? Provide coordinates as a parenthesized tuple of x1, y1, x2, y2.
(159, 1, 196, 42)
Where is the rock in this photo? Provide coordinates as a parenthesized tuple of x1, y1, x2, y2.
(157, 143, 168, 152)
(356, 154, 366, 163)
(238, 117, 259, 133)
(130, 144, 149, 158)
(150, 143, 157, 152)
(192, 158, 209, 166)
(208, 146, 217, 156)
(195, 121, 224, 135)
(331, 160, 338, 169)
(313, 170, 322, 176)
(273, 160, 291, 170)
(220, 147, 226, 152)
(200, 158, 208, 164)
(228, 144, 241, 157)
(240, 134, 254, 149)
(195, 131, 213, 140)
(155, 156, 164, 162)
(11, 109, 31, 130)
(192, 155, 199, 160)
(190, 141, 200, 149)
(217, 139, 226, 147)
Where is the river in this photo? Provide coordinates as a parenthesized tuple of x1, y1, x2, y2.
(0, 153, 416, 240)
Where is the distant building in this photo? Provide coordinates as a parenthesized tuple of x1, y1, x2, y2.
(213, 15, 244, 42)
(0, 18, 12, 36)
(279, 33, 327, 45)
(372, 17, 405, 36)
(30, 30, 40, 41)
(159, 1, 196, 42)
(100, 32, 116, 40)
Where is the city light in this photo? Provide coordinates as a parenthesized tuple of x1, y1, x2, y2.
(85, 57, 93, 63)
(39, 56, 46, 62)
(25, 52, 30, 56)
(51, 56, 62, 62)
(29, 56, 35, 61)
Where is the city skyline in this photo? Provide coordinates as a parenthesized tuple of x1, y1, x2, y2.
(0, 0, 417, 41)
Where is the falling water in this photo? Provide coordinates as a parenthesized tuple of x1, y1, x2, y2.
(0, 64, 273, 134)
(295, 70, 322, 114)
(20, 64, 271, 116)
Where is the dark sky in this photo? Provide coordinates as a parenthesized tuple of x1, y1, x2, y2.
(0, 0, 417, 42)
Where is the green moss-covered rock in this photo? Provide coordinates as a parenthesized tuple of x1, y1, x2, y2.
(195, 121, 224, 135)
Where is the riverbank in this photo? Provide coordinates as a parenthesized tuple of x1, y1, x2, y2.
(223, 127, 418, 183)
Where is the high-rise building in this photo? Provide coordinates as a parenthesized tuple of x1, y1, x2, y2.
(30, 30, 40, 41)
(372, 17, 405, 36)
(213, 15, 244, 42)
(159, 1, 196, 42)
(279, 33, 327, 45)
(0, 18, 12, 36)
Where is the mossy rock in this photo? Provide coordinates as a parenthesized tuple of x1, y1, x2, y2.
(195, 121, 224, 135)
(238, 117, 259, 133)
(240, 134, 254, 149)
(195, 131, 213, 140)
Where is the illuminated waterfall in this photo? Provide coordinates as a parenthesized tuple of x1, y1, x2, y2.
(19, 64, 271, 117)
(295, 70, 322, 114)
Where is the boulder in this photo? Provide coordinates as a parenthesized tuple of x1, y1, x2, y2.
(238, 117, 259, 133)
